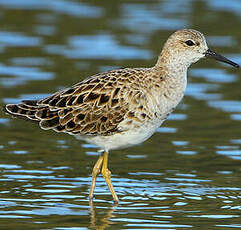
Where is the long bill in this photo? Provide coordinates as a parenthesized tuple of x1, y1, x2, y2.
(205, 48, 239, 68)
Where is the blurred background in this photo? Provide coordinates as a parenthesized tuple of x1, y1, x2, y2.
(0, 0, 240, 229)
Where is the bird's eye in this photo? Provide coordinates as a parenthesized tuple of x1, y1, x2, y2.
(185, 40, 195, 46)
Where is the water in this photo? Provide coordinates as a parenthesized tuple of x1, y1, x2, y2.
(0, 0, 240, 229)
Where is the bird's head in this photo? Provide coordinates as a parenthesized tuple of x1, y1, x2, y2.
(158, 29, 239, 69)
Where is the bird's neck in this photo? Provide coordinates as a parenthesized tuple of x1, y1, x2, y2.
(155, 48, 189, 78)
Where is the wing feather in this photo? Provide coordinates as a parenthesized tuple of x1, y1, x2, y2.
(5, 68, 152, 136)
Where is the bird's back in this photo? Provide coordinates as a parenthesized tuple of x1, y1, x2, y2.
(4, 67, 165, 138)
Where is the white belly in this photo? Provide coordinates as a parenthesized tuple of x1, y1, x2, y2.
(76, 119, 164, 151)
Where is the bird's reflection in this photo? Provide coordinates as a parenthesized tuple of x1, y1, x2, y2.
(89, 200, 118, 229)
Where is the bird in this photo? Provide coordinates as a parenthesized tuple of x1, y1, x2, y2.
(4, 29, 239, 203)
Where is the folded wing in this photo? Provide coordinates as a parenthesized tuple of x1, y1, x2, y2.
(5, 69, 149, 136)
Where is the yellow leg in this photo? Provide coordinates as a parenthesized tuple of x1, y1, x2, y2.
(101, 151, 119, 203)
(89, 154, 104, 200)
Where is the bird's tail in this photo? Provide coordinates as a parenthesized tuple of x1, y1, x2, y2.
(4, 100, 41, 122)
(4, 100, 65, 132)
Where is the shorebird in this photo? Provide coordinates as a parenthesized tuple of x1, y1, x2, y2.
(4, 29, 239, 202)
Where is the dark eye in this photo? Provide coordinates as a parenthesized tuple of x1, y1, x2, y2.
(185, 40, 195, 46)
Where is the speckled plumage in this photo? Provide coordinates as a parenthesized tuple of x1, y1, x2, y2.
(5, 65, 185, 151)
(5, 29, 239, 202)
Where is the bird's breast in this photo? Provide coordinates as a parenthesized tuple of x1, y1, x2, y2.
(153, 75, 187, 120)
